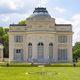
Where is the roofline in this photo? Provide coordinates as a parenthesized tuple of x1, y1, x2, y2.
(9, 23, 72, 26)
(9, 24, 26, 26)
(55, 24, 72, 26)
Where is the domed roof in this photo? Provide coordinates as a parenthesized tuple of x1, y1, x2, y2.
(29, 7, 51, 19)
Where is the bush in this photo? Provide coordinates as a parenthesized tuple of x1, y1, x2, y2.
(0, 63, 38, 67)
(0, 62, 80, 67)
(45, 63, 73, 67)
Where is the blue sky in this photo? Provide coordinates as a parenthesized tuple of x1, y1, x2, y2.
(0, 0, 80, 45)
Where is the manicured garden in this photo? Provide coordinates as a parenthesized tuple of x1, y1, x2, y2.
(0, 63, 80, 80)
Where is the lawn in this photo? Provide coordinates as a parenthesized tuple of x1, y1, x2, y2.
(0, 67, 80, 80)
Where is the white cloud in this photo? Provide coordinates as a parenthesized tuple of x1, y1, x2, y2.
(37, 0, 48, 7)
(8, 1, 24, 10)
(72, 14, 80, 20)
(71, 14, 80, 29)
(0, 0, 80, 45)
(0, 0, 49, 26)
(0, 0, 48, 11)
(71, 14, 80, 45)
(54, 7, 67, 14)
(55, 18, 71, 24)
(0, 12, 32, 27)
(2, 16, 10, 22)
(0, 0, 17, 10)
(55, 14, 80, 45)
(0, 0, 36, 13)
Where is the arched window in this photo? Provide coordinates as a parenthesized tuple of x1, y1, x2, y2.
(49, 43, 53, 59)
(37, 42, 44, 59)
(28, 43, 32, 59)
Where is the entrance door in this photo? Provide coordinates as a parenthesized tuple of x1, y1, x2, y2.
(14, 49, 23, 62)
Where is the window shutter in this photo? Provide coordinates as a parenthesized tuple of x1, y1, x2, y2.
(21, 49, 23, 60)
(14, 36, 16, 42)
(21, 36, 23, 42)
(14, 49, 16, 60)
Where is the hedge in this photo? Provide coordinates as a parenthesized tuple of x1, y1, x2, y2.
(0, 62, 80, 67)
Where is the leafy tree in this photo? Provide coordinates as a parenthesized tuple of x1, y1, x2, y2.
(2, 34, 9, 58)
(0, 27, 4, 37)
(0, 27, 4, 43)
(0, 27, 9, 58)
(73, 42, 80, 62)
(73, 42, 80, 51)
(4, 28, 9, 34)
(18, 20, 26, 25)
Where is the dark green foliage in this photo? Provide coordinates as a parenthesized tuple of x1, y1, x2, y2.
(73, 42, 80, 62)
(2, 34, 9, 58)
(0, 27, 4, 37)
(4, 28, 9, 34)
(0, 27, 9, 58)
(73, 42, 80, 52)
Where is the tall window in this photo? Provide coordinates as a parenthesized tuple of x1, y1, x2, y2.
(58, 49, 67, 61)
(28, 43, 32, 59)
(58, 35, 67, 43)
(37, 43, 44, 59)
(49, 43, 53, 59)
(14, 35, 23, 42)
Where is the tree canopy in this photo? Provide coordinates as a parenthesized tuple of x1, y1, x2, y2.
(0, 27, 9, 58)
(18, 20, 26, 25)
(73, 42, 80, 62)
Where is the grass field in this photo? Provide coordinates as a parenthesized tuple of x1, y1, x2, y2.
(0, 67, 80, 80)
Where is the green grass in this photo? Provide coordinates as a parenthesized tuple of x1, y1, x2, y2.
(0, 67, 80, 80)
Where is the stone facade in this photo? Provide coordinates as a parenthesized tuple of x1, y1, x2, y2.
(0, 43, 3, 61)
(9, 7, 73, 63)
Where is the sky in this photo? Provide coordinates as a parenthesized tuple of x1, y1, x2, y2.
(0, 0, 80, 45)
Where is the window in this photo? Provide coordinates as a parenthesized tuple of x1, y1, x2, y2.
(16, 49, 21, 53)
(37, 43, 44, 59)
(49, 43, 53, 59)
(28, 43, 32, 59)
(14, 35, 23, 42)
(58, 49, 67, 60)
(58, 35, 67, 43)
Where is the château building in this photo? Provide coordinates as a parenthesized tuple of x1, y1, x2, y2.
(9, 7, 73, 63)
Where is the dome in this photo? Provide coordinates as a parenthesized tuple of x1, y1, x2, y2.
(29, 7, 51, 19)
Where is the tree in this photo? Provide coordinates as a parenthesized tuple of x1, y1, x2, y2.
(0, 27, 4, 37)
(73, 42, 80, 51)
(0, 27, 4, 43)
(0, 27, 9, 58)
(2, 34, 9, 58)
(4, 28, 9, 34)
(73, 42, 80, 62)
(18, 20, 26, 25)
